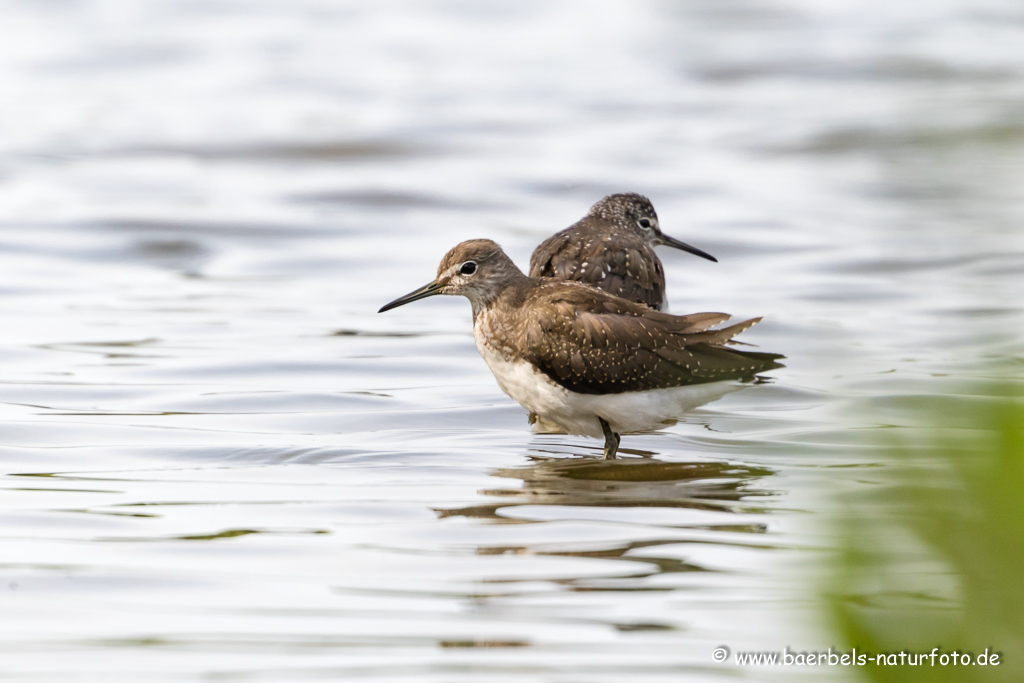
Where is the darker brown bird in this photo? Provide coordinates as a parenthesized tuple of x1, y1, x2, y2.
(530, 193, 716, 311)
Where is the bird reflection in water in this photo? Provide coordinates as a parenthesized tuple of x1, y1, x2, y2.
(434, 453, 777, 591)
(436, 454, 775, 522)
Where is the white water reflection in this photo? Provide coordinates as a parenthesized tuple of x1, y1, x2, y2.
(1, 1, 1023, 681)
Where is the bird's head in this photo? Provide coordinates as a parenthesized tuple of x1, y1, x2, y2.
(379, 239, 523, 315)
(588, 193, 717, 262)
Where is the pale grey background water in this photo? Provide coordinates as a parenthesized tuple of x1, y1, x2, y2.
(1, 1, 1023, 681)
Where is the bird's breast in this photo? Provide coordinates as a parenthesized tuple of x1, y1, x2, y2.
(473, 310, 569, 413)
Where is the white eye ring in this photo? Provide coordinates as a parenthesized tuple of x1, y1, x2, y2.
(459, 261, 477, 276)
(638, 218, 654, 230)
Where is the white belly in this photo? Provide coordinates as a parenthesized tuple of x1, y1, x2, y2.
(473, 331, 741, 438)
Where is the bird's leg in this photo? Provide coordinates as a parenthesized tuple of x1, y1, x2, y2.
(598, 417, 620, 460)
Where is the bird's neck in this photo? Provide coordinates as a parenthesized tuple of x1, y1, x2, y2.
(469, 273, 530, 321)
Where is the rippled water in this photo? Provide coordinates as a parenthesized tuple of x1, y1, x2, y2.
(2, 1, 1023, 681)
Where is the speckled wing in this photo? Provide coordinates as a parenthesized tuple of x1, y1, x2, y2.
(530, 229, 580, 281)
(529, 225, 667, 310)
(520, 288, 783, 395)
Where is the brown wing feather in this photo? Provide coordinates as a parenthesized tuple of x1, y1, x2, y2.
(530, 221, 667, 310)
(530, 230, 580, 281)
(520, 284, 783, 395)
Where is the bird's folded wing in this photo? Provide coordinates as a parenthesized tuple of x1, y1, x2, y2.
(530, 228, 664, 309)
(523, 304, 783, 395)
(529, 231, 575, 279)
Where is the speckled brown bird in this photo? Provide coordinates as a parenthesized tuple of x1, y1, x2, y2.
(379, 239, 782, 459)
(530, 193, 716, 311)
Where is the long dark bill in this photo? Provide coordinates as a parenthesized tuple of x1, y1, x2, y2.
(378, 281, 443, 313)
(660, 234, 718, 263)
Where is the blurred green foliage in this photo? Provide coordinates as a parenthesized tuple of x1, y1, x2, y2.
(830, 388, 1024, 683)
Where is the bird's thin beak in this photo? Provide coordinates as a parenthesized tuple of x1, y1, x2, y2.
(658, 234, 718, 263)
(378, 280, 444, 313)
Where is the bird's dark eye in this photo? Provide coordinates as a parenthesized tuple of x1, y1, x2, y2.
(460, 261, 477, 276)
(638, 218, 652, 229)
